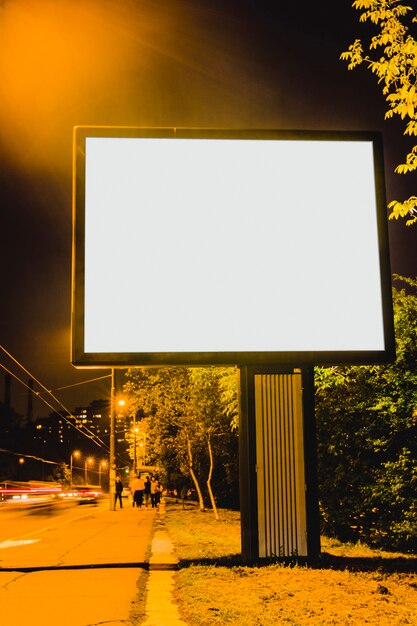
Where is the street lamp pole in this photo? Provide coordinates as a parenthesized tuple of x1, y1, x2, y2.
(85, 458, 92, 484)
(110, 368, 116, 510)
(70, 451, 80, 488)
(133, 424, 139, 475)
(99, 460, 107, 487)
(139, 437, 146, 467)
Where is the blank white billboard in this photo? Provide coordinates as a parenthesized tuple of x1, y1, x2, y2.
(72, 128, 394, 366)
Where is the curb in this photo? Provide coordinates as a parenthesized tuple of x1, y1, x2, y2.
(143, 500, 187, 626)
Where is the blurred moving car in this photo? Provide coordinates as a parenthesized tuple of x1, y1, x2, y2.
(70, 485, 104, 505)
(0, 481, 62, 509)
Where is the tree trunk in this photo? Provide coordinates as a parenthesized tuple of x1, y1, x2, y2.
(186, 434, 205, 512)
(207, 433, 219, 520)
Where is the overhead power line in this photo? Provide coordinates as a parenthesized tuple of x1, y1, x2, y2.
(0, 346, 110, 454)
(0, 345, 132, 468)
(0, 447, 62, 466)
(55, 374, 112, 391)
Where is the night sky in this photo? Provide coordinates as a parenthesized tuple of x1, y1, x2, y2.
(1, 0, 416, 418)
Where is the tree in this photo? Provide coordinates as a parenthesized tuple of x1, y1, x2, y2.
(341, 1, 417, 224)
(218, 367, 239, 431)
(315, 277, 417, 551)
(187, 368, 238, 520)
(124, 367, 239, 514)
(124, 367, 196, 496)
(49, 463, 70, 487)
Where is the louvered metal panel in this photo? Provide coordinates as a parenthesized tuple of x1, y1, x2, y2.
(254, 373, 307, 557)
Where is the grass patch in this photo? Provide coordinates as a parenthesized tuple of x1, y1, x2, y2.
(164, 499, 241, 564)
(321, 535, 416, 560)
(130, 515, 157, 624)
(129, 569, 148, 624)
(163, 498, 417, 626)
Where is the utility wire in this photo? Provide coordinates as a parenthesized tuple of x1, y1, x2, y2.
(55, 374, 112, 391)
(0, 361, 110, 454)
(0, 362, 28, 393)
(0, 448, 62, 466)
(0, 345, 132, 467)
(34, 374, 112, 396)
(0, 349, 110, 453)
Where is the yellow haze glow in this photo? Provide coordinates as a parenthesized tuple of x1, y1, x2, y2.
(0, 1, 158, 173)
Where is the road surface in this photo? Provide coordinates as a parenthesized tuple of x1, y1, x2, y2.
(0, 498, 156, 625)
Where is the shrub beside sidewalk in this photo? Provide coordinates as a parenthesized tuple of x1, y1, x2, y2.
(163, 498, 417, 626)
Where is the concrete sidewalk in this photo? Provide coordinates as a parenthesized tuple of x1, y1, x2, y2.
(143, 499, 187, 626)
(0, 501, 168, 626)
(96, 498, 187, 625)
(92, 499, 187, 625)
(0, 499, 187, 626)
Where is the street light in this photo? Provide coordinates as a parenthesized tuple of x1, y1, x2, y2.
(133, 426, 139, 474)
(18, 457, 25, 480)
(84, 457, 93, 484)
(109, 371, 129, 510)
(110, 369, 116, 510)
(70, 450, 80, 487)
(99, 460, 107, 487)
(139, 437, 146, 467)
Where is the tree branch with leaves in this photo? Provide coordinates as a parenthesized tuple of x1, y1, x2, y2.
(341, 0, 417, 225)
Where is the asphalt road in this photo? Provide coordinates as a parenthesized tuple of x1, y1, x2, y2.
(0, 498, 156, 625)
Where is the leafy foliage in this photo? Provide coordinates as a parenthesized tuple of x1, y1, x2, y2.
(124, 367, 239, 509)
(341, 1, 417, 224)
(316, 277, 417, 551)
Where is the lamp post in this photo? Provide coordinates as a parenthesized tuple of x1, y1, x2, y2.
(70, 450, 80, 488)
(133, 426, 139, 474)
(110, 368, 116, 510)
(99, 460, 107, 487)
(18, 457, 25, 481)
(139, 437, 146, 467)
(84, 457, 93, 484)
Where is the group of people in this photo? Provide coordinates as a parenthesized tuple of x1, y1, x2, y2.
(130, 474, 162, 509)
(114, 474, 163, 510)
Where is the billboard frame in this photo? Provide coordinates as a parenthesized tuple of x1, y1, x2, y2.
(71, 126, 395, 368)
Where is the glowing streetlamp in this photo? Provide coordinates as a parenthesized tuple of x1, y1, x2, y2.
(139, 437, 146, 467)
(133, 426, 139, 474)
(70, 450, 80, 487)
(18, 457, 25, 480)
(110, 373, 129, 510)
(99, 460, 107, 487)
(84, 457, 93, 484)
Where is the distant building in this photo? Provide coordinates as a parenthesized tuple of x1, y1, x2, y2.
(32, 399, 111, 457)
(73, 399, 111, 441)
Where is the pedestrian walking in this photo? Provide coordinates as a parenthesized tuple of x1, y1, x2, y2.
(144, 475, 151, 509)
(130, 474, 145, 509)
(150, 476, 158, 508)
(114, 476, 124, 509)
(154, 480, 163, 509)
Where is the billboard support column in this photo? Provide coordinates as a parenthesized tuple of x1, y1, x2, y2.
(302, 366, 321, 558)
(239, 366, 320, 561)
(239, 366, 259, 561)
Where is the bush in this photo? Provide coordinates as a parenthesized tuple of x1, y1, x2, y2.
(315, 278, 417, 552)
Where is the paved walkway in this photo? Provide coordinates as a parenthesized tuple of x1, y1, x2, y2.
(0, 500, 187, 626)
(144, 500, 187, 626)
